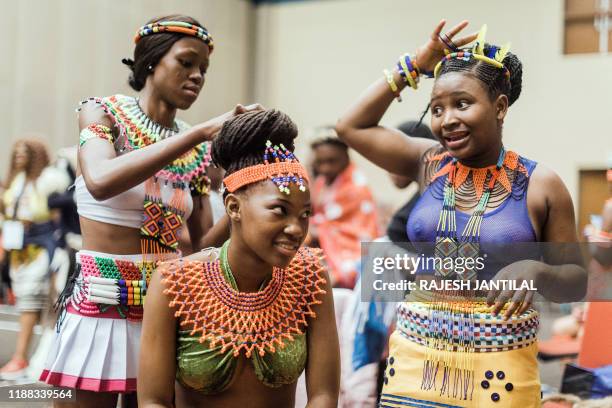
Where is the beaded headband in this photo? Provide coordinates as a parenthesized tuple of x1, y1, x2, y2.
(223, 141, 309, 194)
(134, 21, 214, 52)
(434, 24, 510, 79)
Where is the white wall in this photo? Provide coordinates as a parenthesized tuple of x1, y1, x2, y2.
(253, 0, 612, 207)
(0, 0, 255, 171)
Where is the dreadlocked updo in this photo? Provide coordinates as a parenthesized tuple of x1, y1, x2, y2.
(438, 43, 523, 106)
(212, 109, 298, 181)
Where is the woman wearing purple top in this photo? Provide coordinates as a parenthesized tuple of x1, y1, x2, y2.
(336, 20, 586, 407)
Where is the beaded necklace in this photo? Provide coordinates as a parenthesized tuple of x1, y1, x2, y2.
(160, 241, 327, 358)
(434, 147, 507, 280)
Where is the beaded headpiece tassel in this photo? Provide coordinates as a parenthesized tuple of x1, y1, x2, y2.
(223, 140, 309, 194)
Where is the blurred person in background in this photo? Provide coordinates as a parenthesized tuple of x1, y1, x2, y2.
(39, 14, 261, 407)
(386, 120, 435, 245)
(206, 163, 226, 224)
(0, 138, 70, 379)
(310, 127, 379, 289)
(329, 121, 435, 407)
(24, 146, 81, 381)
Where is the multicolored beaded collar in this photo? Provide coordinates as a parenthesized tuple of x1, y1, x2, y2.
(134, 21, 214, 51)
(160, 241, 327, 358)
(223, 140, 309, 195)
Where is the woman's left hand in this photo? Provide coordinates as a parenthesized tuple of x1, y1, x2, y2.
(486, 260, 544, 319)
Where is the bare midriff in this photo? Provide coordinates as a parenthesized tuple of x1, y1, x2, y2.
(80, 216, 142, 254)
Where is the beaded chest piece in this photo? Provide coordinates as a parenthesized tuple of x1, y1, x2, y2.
(160, 242, 327, 358)
(431, 148, 529, 280)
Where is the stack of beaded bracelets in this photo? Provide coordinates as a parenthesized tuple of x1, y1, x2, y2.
(383, 53, 425, 102)
(397, 53, 420, 90)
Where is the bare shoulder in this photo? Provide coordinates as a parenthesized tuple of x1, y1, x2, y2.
(530, 164, 572, 202)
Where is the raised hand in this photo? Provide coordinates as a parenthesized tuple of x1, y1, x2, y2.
(415, 20, 478, 73)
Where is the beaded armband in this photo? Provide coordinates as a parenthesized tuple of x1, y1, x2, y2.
(397, 53, 420, 90)
(79, 123, 114, 147)
(223, 141, 309, 195)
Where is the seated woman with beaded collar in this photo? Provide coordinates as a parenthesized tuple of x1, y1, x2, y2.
(335, 21, 586, 407)
(139, 109, 340, 408)
(40, 14, 261, 408)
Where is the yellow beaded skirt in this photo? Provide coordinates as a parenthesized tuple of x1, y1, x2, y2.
(380, 294, 541, 408)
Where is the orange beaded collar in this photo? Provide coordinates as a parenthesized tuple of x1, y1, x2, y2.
(159, 246, 326, 358)
(429, 150, 528, 200)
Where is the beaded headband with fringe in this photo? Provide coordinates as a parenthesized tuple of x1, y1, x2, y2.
(434, 24, 510, 79)
(223, 140, 309, 194)
(134, 21, 214, 52)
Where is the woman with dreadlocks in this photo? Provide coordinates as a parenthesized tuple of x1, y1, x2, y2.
(40, 14, 261, 407)
(336, 20, 586, 407)
(139, 109, 340, 408)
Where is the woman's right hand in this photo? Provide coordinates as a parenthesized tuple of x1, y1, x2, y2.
(197, 103, 265, 142)
(415, 20, 478, 73)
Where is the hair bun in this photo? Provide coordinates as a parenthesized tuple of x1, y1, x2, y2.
(212, 109, 298, 174)
(502, 51, 522, 106)
(121, 58, 135, 68)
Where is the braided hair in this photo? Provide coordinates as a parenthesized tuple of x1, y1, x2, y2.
(437, 43, 523, 106)
(124, 14, 209, 91)
(211, 109, 298, 190)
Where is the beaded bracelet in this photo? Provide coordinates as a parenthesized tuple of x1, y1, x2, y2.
(397, 53, 419, 90)
(383, 69, 402, 102)
(79, 123, 114, 147)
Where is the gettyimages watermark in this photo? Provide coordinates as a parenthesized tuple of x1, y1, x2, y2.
(360, 241, 611, 303)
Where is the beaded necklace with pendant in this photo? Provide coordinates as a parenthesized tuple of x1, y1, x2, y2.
(434, 147, 506, 280)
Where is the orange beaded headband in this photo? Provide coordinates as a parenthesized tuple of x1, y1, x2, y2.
(223, 141, 309, 194)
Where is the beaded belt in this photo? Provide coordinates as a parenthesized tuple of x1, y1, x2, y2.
(397, 301, 539, 353)
(69, 253, 155, 319)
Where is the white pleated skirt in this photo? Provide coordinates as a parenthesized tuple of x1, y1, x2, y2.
(40, 310, 141, 392)
(40, 250, 145, 393)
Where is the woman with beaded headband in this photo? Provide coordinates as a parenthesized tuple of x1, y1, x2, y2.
(139, 109, 340, 408)
(40, 14, 261, 407)
(336, 21, 586, 407)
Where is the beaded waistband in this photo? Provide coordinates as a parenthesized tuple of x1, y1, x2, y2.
(68, 253, 157, 320)
(397, 301, 539, 353)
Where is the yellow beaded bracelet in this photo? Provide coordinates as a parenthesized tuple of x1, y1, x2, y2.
(383, 69, 402, 102)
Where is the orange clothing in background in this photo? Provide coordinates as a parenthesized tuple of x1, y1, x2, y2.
(312, 164, 379, 288)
